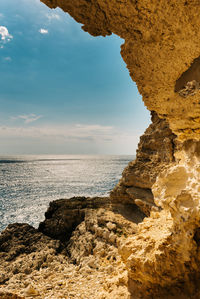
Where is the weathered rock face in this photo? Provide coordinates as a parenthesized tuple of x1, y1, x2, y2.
(38, 196, 111, 242)
(1, 195, 200, 298)
(0, 223, 62, 284)
(119, 141, 200, 297)
(38, 196, 145, 244)
(111, 111, 176, 214)
(0, 293, 24, 299)
(0, 197, 144, 299)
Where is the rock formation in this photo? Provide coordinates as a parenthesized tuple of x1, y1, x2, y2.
(111, 111, 176, 215)
(39, 0, 200, 297)
(1, 0, 200, 298)
(0, 197, 144, 298)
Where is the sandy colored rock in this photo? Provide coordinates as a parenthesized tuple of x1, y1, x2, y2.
(111, 111, 176, 213)
(0, 197, 142, 299)
(25, 285, 39, 297)
(38, 196, 111, 242)
(0, 293, 24, 299)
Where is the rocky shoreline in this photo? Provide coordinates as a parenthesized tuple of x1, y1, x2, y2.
(1, 193, 200, 298)
(0, 113, 168, 299)
(1, 113, 200, 298)
(0, 196, 145, 299)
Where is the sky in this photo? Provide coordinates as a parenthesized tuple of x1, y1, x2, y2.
(0, 0, 150, 155)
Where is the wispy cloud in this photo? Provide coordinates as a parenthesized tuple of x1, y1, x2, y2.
(0, 123, 140, 143)
(0, 26, 13, 48)
(39, 28, 48, 34)
(11, 114, 42, 124)
(0, 124, 113, 140)
(3, 56, 12, 62)
(46, 13, 61, 21)
(0, 124, 141, 154)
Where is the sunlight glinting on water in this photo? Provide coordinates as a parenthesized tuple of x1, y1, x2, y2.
(0, 155, 134, 231)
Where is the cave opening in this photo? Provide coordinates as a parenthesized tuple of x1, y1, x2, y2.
(0, 0, 150, 156)
(0, 0, 151, 230)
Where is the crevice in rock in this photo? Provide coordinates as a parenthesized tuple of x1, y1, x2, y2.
(175, 56, 200, 97)
(193, 227, 200, 246)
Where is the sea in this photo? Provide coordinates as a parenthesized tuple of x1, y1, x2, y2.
(0, 155, 134, 232)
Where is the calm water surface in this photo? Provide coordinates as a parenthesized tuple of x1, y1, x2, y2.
(0, 155, 134, 231)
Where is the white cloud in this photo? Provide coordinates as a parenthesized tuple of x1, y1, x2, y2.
(3, 56, 12, 62)
(39, 28, 48, 34)
(0, 123, 141, 154)
(0, 123, 140, 143)
(11, 114, 42, 124)
(46, 13, 60, 21)
(0, 124, 113, 139)
(0, 26, 13, 47)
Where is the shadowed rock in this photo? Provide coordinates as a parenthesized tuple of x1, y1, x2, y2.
(38, 196, 111, 242)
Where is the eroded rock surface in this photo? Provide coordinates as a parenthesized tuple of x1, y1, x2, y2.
(119, 141, 200, 297)
(0, 223, 62, 285)
(111, 111, 176, 214)
(38, 196, 111, 242)
(0, 197, 143, 299)
(0, 293, 24, 299)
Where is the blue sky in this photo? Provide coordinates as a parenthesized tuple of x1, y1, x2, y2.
(0, 0, 150, 155)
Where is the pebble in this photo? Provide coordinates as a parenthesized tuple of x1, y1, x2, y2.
(25, 285, 40, 297)
(106, 222, 116, 231)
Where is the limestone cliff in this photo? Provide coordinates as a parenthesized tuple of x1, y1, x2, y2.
(1, 0, 200, 298)
(111, 111, 176, 215)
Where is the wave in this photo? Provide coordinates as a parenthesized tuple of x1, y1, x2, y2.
(0, 158, 84, 164)
(0, 155, 135, 164)
(0, 160, 27, 164)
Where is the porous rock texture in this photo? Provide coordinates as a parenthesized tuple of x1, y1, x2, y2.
(111, 111, 176, 215)
(1, 0, 200, 298)
(0, 197, 144, 299)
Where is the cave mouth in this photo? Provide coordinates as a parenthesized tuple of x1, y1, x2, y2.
(0, 0, 152, 232)
(0, 0, 150, 156)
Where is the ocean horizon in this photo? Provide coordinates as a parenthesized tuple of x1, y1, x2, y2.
(0, 154, 134, 232)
